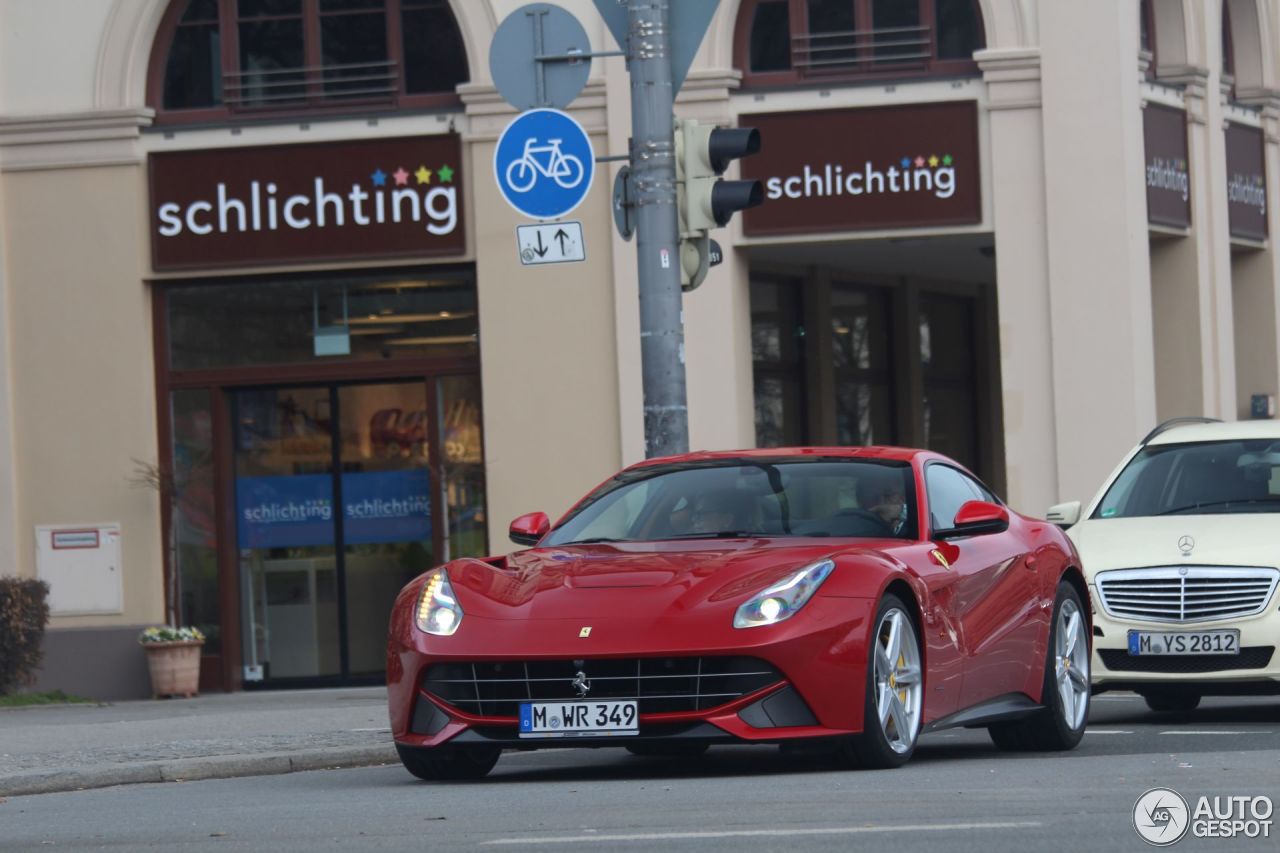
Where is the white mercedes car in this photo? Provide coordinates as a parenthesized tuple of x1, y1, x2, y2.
(1048, 418, 1280, 712)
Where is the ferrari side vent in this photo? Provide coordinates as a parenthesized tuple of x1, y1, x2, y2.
(423, 656, 783, 718)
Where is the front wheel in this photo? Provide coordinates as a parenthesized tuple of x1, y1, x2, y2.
(395, 743, 500, 781)
(836, 593, 923, 769)
(988, 581, 1090, 752)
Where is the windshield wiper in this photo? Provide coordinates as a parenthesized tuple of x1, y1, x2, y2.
(559, 536, 631, 545)
(1157, 498, 1280, 515)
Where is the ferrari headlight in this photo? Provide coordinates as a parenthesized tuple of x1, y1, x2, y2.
(733, 559, 835, 629)
(416, 569, 463, 636)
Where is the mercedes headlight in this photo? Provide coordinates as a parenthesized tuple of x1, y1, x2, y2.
(733, 559, 835, 629)
(416, 569, 463, 636)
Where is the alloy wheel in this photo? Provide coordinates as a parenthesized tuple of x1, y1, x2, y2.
(1055, 598, 1090, 730)
(872, 608, 922, 753)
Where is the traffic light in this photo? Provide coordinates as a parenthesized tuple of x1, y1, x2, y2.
(675, 119, 763, 291)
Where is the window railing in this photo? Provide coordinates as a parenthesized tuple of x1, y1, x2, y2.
(223, 60, 399, 110)
(791, 24, 933, 75)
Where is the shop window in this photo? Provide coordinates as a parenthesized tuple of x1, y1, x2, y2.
(738, 0, 984, 86)
(171, 389, 222, 654)
(165, 269, 478, 371)
(751, 278, 809, 447)
(919, 292, 978, 470)
(149, 0, 469, 123)
(831, 284, 894, 446)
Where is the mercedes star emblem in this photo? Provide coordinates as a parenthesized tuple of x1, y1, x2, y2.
(1177, 535, 1195, 556)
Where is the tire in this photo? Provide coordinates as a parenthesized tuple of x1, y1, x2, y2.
(1142, 692, 1201, 713)
(395, 743, 500, 781)
(836, 593, 923, 769)
(625, 742, 710, 758)
(988, 581, 1090, 752)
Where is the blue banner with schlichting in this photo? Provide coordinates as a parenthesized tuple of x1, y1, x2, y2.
(236, 470, 431, 549)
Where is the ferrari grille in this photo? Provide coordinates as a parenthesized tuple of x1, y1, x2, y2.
(423, 656, 783, 717)
(1095, 567, 1279, 624)
(1099, 646, 1274, 673)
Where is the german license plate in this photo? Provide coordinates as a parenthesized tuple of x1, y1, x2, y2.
(1127, 629, 1240, 655)
(518, 700, 639, 738)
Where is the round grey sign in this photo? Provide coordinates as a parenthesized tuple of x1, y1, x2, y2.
(490, 4, 592, 111)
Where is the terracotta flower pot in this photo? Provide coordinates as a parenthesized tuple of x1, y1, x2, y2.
(142, 640, 202, 699)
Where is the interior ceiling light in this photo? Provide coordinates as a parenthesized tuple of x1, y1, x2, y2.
(347, 311, 476, 326)
(385, 335, 478, 346)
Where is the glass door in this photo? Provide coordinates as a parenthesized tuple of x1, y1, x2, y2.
(234, 386, 340, 681)
(232, 378, 482, 686)
(338, 382, 433, 676)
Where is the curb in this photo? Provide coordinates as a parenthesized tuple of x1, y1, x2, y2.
(0, 743, 398, 798)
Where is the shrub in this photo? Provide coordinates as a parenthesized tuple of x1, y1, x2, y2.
(0, 578, 51, 695)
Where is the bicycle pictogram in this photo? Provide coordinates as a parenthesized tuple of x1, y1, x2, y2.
(505, 138, 586, 193)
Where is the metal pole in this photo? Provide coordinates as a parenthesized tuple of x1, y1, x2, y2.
(627, 0, 688, 458)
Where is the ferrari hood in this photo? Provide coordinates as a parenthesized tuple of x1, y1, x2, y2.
(1070, 515, 1280, 578)
(444, 539, 861, 620)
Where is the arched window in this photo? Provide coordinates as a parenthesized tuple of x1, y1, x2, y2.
(735, 0, 985, 87)
(148, 0, 469, 124)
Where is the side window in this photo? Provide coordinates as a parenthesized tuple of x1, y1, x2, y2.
(925, 465, 983, 532)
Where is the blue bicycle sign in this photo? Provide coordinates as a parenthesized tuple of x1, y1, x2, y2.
(494, 108, 595, 219)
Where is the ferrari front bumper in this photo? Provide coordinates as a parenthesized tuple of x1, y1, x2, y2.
(388, 596, 877, 749)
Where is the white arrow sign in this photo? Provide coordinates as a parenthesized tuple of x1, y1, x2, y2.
(516, 221, 586, 265)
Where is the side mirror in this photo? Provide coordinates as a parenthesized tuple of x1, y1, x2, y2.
(1046, 501, 1082, 529)
(936, 500, 1010, 539)
(509, 512, 550, 547)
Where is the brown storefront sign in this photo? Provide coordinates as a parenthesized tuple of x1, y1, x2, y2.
(1143, 104, 1191, 229)
(740, 102, 981, 236)
(149, 134, 465, 271)
(1225, 123, 1267, 242)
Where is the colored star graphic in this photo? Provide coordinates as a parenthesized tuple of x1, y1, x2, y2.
(415, 165, 433, 185)
(942, 154, 953, 167)
(928, 155, 939, 168)
(438, 163, 455, 183)
(392, 167, 409, 186)
(900, 157, 911, 169)
(914, 156, 926, 168)
(371, 168, 387, 187)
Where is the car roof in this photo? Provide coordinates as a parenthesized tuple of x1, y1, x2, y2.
(1147, 419, 1280, 446)
(625, 446, 928, 472)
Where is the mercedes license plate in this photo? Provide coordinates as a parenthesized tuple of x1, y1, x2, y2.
(518, 700, 638, 738)
(1127, 629, 1240, 656)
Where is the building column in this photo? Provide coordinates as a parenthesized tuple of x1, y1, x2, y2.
(0, 180, 16, 577)
(1037, 0, 1158, 505)
(977, 47, 1059, 514)
(1148, 64, 1237, 421)
(1232, 97, 1280, 417)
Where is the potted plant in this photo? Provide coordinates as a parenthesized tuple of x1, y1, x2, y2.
(138, 626, 205, 699)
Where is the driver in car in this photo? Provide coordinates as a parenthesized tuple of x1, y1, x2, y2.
(688, 488, 751, 535)
(855, 469, 908, 536)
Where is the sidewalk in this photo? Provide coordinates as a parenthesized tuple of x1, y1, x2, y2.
(0, 686, 397, 797)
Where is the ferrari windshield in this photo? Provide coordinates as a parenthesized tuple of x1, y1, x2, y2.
(543, 459, 918, 545)
(1093, 439, 1280, 518)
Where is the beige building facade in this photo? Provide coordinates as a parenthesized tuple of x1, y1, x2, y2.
(0, 0, 1277, 698)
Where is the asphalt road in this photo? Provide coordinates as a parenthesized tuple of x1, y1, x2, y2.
(3, 694, 1277, 852)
